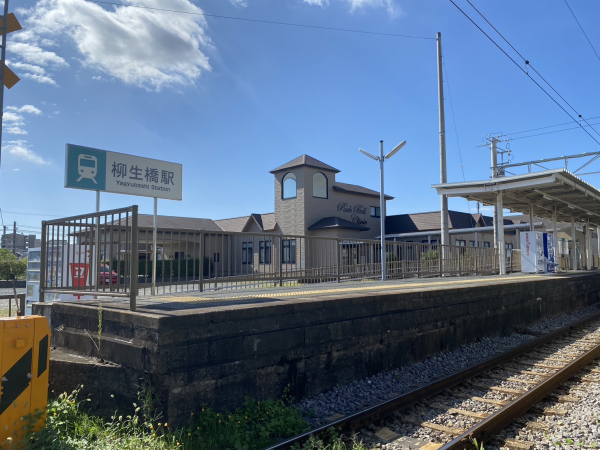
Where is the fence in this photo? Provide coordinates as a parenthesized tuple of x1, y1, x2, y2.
(38, 206, 523, 310)
(39, 206, 139, 310)
(134, 231, 504, 295)
(0, 293, 25, 317)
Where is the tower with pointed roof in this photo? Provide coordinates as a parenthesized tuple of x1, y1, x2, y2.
(270, 155, 393, 239)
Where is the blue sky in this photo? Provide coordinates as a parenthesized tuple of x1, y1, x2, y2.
(3, 0, 600, 237)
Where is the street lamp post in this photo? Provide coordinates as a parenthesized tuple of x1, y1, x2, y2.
(359, 139, 406, 281)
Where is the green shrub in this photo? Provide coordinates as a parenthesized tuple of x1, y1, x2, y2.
(24, 385, 311, 450)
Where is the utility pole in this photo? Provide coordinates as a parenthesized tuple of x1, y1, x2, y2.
(2, 225, 5, 248)
(12, 221, 16, 255)
(491, 137, 499, 250)
(0, 4, 22, 173)
(437, 32, 449, 256)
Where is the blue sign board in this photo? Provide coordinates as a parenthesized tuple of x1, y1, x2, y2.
(65, 144, 183, 201)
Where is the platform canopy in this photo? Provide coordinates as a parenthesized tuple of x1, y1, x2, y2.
(432, 169, 600, 225)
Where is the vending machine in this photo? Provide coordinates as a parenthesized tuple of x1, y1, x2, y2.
(545, 233, 555, 273)
(521, 231, 547, 273)
(25, 247, 41, 312)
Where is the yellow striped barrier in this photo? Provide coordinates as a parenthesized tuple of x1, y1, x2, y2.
(0, 316, 50, 447)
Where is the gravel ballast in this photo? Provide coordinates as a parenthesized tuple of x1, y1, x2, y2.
(297, 303, 600, 429)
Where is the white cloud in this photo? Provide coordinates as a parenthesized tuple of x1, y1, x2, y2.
(12, 168, 21, 172)
(4, 105, 42, 135)
(22, 73, 58, 85)
(229, 0, 248, 6)
(8, 61, 47, 75)
(3, 112, 24, 124)
(7, 105, 42, 115)
(5, 126, 28, 135)
(10, 42, 68, 67)
(304, 0, 401, 16)
(20, 0, 212, 90)
(5, 140, 50, 165)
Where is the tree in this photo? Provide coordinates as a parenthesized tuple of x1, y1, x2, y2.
(0, 248, 27, 281)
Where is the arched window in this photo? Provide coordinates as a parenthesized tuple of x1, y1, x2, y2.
(282, 173, 297, 199)
(313, 172, 327, 199)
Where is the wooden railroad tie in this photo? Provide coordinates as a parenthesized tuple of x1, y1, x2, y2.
(469, 381, 526, 395)
(428, 402, 489, 419)
(503, 366, 551, 377)
(517, 360, 566, 370)
(403, 416, 467, 436)
(502, 439, 533, 450)
(451, 391, 510, 406)
(487, 374, 539, 385)
(552, 394, 580, 403)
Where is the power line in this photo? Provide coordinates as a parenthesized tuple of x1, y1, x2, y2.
(564, 0, 600, 64)
(504, 115, 600, 136)
(510, 121, 600, 140)
(443, 56, 475, 224)
(463, 0, 600, 139)
(0, 210, 63, 217)
(87, 0, 435, 40)
(448, 0, 600, 147)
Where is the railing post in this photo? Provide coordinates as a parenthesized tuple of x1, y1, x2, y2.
(199, 232, 204, 292)
(39, 221, 47, 303)
(129, 206, 138, 312)
(18, 294, 25, 317)
(278, 235, 283, 287)
(439, 245, 442, 277)
(336, 238, 341, 283)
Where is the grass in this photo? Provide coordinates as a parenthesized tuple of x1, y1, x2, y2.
(15, 386, 366, 450)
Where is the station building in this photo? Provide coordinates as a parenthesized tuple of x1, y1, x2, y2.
(117, 155, 598, 273)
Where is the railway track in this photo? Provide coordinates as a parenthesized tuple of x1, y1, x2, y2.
(266, 310, 600, 450)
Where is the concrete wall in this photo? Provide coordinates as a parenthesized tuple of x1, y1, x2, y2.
(38, 273, 600, 426)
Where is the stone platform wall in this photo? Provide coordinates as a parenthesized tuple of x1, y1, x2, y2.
(36, 273, 600, 426)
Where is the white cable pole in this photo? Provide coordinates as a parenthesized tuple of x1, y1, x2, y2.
(379, 140, 386, 281)
(491, 137, 499, 250)
(152, 197, 157, 295)
(437, 32, 449, 257)
(497, 192, 506, 275)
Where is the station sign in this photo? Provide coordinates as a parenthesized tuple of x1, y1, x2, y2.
(65, 144, 182, 201)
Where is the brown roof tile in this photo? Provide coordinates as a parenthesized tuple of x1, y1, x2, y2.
(270, 155, 340, 174)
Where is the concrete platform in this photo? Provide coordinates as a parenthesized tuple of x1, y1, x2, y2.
(73, 272, 563, 313)
(34, 271, 600, 426)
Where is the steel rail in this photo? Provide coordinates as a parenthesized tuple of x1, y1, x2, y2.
(441, 339, 600, 449)
(264, 308, 600, 450)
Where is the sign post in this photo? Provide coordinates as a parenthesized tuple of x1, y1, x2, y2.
(65, 144, 182, 297)
(153, 197, 157, 295)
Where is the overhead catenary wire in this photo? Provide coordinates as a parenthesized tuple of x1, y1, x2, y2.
(510, 121, 600, 141)
(448, 0, 600, 148)
(87, 0, 435, 40)
(463, 0, 600, 139)
(504, 115, 600, 137)
(442, 55, 475, 223)
(564, 0, 600, 64)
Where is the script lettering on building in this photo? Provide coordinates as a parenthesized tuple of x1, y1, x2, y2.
(337, 202, 367, 215)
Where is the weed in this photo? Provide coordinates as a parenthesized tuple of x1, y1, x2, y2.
(470, 437, 485, 450)
(98, 303, 103, 356)
(291, 428, 367, 450)
(21, 385, 314, 450)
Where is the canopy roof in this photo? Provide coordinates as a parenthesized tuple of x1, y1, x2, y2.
(432, 169, 600, 225)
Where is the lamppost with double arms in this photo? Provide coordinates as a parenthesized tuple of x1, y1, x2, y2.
(359, 139, 406, 281)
